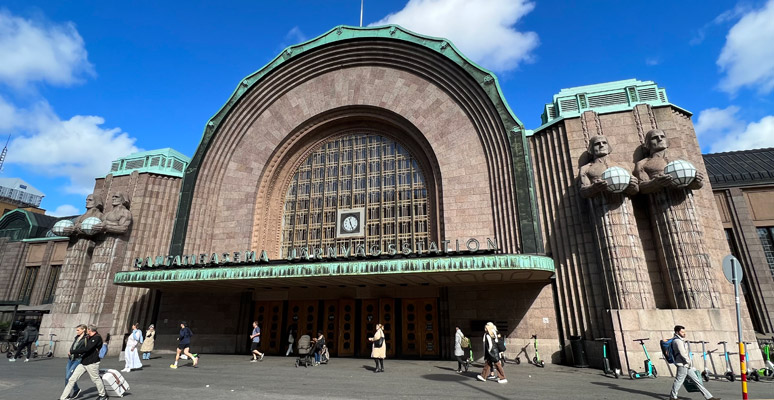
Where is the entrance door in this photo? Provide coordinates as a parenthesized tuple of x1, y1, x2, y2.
(379, 298, 396, 358)
(402, 298, 438, 357)
(288, 300, 319, 338)
(360, 299, 379, 356)
(254, 301, 283, 355)
(337, 299, 356, 356)
(322, 300, 339, 357)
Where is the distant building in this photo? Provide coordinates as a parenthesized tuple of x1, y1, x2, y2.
(0, 178, 45, 210)
(704, 148, 774, 335)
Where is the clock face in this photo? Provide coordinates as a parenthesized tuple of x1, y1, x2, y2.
(342, 215, 359, 232)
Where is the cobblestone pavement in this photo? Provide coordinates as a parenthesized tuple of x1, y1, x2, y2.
(1, 354, 772, 399)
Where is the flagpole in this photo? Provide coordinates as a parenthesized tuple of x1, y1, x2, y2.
(360, 0, 363, 27)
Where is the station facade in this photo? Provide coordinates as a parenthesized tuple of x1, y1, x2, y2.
(6, 25, 758, 368)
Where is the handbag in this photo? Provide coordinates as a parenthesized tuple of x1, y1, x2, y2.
(375, 336, 385, 348)
(496, 339, 506, 352)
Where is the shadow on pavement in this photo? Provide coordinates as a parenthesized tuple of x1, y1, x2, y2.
(591, 381, 666, 399)
(422, 374, 510, 400)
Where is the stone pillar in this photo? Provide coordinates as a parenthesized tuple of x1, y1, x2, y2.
(648, 188, 719, 309)
(588, 193, 655, 309)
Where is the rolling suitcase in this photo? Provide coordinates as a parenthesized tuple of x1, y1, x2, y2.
(100, 368, 130, 397)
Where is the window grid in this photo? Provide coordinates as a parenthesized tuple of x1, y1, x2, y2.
(282, 134, 430, 257)
(757, 227, 774, 280)
(17, 266, 39, 303)
(42, 265, 61, 304)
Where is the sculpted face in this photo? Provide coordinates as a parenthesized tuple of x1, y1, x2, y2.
(111, 194, 122, 206)
(646, 130, 668, 153)
(85, 195, 94, 210)
(589, 136, 610, 158)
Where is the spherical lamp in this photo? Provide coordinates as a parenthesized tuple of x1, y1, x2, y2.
(664, 160, 697, 187)
(51, 219, 74, 236)
(601, 166, 631, 194)
(80, 217, 103, 236)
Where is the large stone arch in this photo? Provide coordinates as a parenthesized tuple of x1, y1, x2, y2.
(170, 25, 541, 257)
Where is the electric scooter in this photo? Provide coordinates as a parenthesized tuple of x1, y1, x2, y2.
(595, 337, 620, 378)
(759, 340, 774, 379)
(531, 334, 545, 368)
(740, 341, 760, 382)
(718, 341, 735, 382)
(629, 338, 657, 379)
(691, 341, 712, 382)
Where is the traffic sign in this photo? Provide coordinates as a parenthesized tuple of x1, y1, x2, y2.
(722, 254, 743, 284)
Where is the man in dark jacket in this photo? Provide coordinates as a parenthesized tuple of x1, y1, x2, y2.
(9, 323, 38, 362)
(60, 325, 107, 400)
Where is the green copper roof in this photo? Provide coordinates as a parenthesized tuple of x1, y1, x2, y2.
(114, 254, 554, 286)
(106, 147, 191, 178)
(532, 79, 691, 134)
(197, 24, 525, 143)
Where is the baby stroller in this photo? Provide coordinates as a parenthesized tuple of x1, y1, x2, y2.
(294, 335, 313, 368)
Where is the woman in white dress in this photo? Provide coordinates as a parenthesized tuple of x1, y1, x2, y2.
(122, 323, 143, 372)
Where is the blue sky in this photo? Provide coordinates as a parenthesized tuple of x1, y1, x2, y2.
(1, 0, 773, 216)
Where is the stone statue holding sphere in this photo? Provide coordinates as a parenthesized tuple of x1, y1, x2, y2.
(93, 192, 132, 235)
(52, 193, 105, 237)
(633, 129, 718, 309)
(578, 135, 655, 309)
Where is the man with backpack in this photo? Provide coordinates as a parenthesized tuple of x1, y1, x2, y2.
(667, 325, 720, 400)
(454, 326, 470, 373)
(9, 323, 38, 362)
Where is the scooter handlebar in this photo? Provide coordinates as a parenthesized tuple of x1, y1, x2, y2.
(595, 337, 613, 341)
(632, 338, 649, 342)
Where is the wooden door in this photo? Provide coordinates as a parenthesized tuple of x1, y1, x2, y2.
(401, 298, 438, 357)
(418, 298, 439, 357)
(338, 298, 356, 356)
(379, 298, 396, 357)
(287, 300, 319, 339)
(254, 301, 283, 355)
(401, 299, 420, 356)
(360, 299, 379, 356)
(322, 300, 339, 356)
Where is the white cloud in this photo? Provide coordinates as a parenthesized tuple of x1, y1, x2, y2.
(285, 26, 307, 44)
(2, 97, 140, 195)
(695, 106, 774, 153)
(690, 4, 751, 45)
(0, 9, 94, 89)
(645, 57, 660, 66)
(47, 204, 80, 217)
(371, 0, 539, 73)
(717, 0, 774, 94)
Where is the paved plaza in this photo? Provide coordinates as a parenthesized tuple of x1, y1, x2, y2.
(1, 353, 772, 399)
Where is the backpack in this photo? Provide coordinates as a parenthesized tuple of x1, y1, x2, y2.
(496, 338, 506, 353)
(660, 338, 676, 364)
(24, 327, 38, 343)
(461, 336, 471, 349)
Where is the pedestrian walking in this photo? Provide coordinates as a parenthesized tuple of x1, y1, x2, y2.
(249, 321, 264, 362)
(170, 321, 198, 369)
(99, 333, 110, 359)
(454, 326, 470, 373)
(285, 328, 295, 356)
(141, 324, 155, 360)
(668, 325, 720, 400)
(122, 322, 143, 372)
(64, 324, 87, 399)
(476, 322, 507, 384)
(9, 323, 38, 362)
(59, 325, 107, 400)
(368, 323, 386, 373)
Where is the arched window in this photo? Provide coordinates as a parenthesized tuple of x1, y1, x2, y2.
(281, 133, 430, 258)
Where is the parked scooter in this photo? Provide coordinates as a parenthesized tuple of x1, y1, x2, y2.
(691, 341, 713, 382)
(759, 340, 774, 379)
(595, 337, 620, 378)
(718, 341, 735, 382)
(629, 338, 657, 379)
(513, 335, 544, 367)
(740, 341, 760, 382)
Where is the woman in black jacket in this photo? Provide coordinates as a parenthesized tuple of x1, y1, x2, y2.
(476, 322, 507, 384)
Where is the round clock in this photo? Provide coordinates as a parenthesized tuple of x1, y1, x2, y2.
(343, 215, 359, 232)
